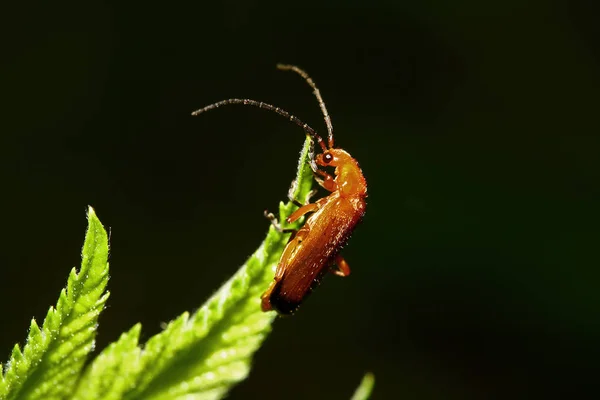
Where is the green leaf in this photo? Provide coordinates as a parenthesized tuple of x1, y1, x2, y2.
(350, 373, 375, 400)
(72, 324, 142, 400)
(73, 136, 314, 400)
(0, 207, 110, 400)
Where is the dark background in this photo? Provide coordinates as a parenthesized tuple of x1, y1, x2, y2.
(1, 0, 599, 398)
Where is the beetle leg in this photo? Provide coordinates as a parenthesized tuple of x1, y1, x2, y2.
(306, 188, 318, 202)
(287, 177, 309, 207)
(314, 169, 336, 192)
(332, 254, 351, 277)
(312, 172, 326, 189)
(287, 183, 318, 207)
(264, 210, 297, 234)
(290, 198, 303, 207)
(286, 203, 319, 224)
(307, 141, 329, 191)
(287, 178, 301, 206)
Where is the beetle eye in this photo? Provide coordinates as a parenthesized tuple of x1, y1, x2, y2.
(323, 153, 333, 164)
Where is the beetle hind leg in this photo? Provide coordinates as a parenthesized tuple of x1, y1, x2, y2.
(332, 254, 351, 277)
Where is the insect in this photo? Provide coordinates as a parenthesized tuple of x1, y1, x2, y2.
(192, 64, 367, 314)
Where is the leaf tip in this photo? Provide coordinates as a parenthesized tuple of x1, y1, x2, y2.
(350, 372, 375, 400)
(87, 205, 96, 218)
(86, 206, 105, 234)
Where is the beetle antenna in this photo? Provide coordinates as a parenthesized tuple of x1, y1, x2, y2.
(192, 99, 328, 152)
(276, 64, 334, 149)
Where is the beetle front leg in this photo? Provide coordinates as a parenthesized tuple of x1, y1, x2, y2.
(332, 254, 351, 277)
(287, 176, 319, 207)
(287, 184, 318, 208)
(314, 169, 336, 192)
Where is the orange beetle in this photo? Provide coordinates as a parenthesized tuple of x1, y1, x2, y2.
(192, 64, 367, 314)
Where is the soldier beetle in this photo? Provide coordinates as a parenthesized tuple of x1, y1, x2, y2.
(192, 64, 367, 314)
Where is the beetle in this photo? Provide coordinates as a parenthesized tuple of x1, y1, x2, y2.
(192, 64, 367, 314)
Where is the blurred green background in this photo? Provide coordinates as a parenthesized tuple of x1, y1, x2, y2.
(1, 0, 599, 398)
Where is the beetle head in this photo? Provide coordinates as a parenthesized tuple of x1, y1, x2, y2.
(316, 148, 352, 168)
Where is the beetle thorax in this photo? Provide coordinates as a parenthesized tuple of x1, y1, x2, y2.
(330, 149, 367, 199)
